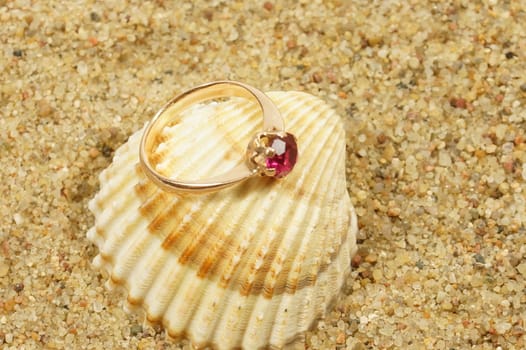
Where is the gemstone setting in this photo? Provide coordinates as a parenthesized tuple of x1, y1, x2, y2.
(265, 133, 298, 178)
(247, 131, 298, 178)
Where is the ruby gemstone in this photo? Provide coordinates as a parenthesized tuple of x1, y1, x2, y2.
(265, 133, 298, 178)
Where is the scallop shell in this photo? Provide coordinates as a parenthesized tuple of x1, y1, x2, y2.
(87, 91, 358, 349)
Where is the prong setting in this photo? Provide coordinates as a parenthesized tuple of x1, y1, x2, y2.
(246, 131, 298, 178)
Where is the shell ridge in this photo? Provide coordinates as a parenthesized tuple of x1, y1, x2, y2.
(318, 145, 349, 273)
(94, 155, 137, 210)
(285, 129, 346, 293)
(109, 219, 156, 284)
(331, 150, 350, 248)
(168, 182, 276, 345)
(144, 195, 182, 241)
(96, 128, 144, 201)
(98, 169, 157, 259)
(198, 255, 248, 347)
(235, 97, 339, 347)
(210, 182, 284, 347)
(207, 93, 318, 345)
(143, 253, 187, 321)
(259, 99, 343, 295)
(173, 201, 209, 263)
(243, 112, 344, 347)
(97, 195, 143, 260)
(156, 125, 234, 180)
(136, 182, 173, 222)
(155, 122, 227, 176)
(95, 182, 140, 239)
(155, 101, 260, 180)
(162, 268, 213, 336)
(221, 94, 322, 297)
(186, 282, 230, 344)
(134, 164, 160, 198)
(151, 101, 261, 255)
(200, 183, 257, 282)
(156, 97, 262, 175)
(157, 154, 255, 256)
(295, 217, 354, 337)
(295, 230, 354, 345)
(159, 199, 206, 256)
(193, 184, 280, 281)
(267, 293, 300, 347)
(142, 227, 229, 323)
(242, 295, 284, 349)
(126, 237, 172, 305)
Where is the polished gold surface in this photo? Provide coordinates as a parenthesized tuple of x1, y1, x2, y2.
(139, 81, 291, 193)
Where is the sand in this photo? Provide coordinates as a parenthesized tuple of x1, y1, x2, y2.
(1, 0, 525, 349)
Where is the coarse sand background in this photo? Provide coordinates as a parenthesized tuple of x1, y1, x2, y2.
(1, 1, 526, 349)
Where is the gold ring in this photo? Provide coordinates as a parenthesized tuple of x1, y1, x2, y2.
(139, 80, 298, 194)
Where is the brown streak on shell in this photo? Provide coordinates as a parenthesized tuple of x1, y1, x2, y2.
(137, 155, 348, 298)
(148, 209, 174, 236)
(146, 313, 163, 324)
(127, 295, 143, 306)
(95, 227, 106, 239)
(255, 226, 341, 297)
(175, 206, 221, 265)
(149, 151, 165, 168)
(200, 236, 237, 279)
(134, 166, 159, 197)
(99, 251, 114, 264)
(219, 276, 230, 288)
(139, 190, 171, 219)
(196, 230, 229, 278)
(110, 273, 124, 286)
(144, 197, 181, 238)
(262, 287, 274, 299)
(286, 278, 298, 294)
(154, 131, 170, 147)
(197, 256, 215, 278)
(178, 235, 198, 264)
(239, 281, 253, 296)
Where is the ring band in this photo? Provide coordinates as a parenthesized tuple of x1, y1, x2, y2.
(139, 80, 298, 194)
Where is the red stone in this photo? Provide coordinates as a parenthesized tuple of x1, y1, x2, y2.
(265, 133, 298, 178)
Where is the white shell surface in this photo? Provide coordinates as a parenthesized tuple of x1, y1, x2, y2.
(87, 91, 358, 349)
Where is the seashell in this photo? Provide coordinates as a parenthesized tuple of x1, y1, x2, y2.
(87, 91, 358, 349)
